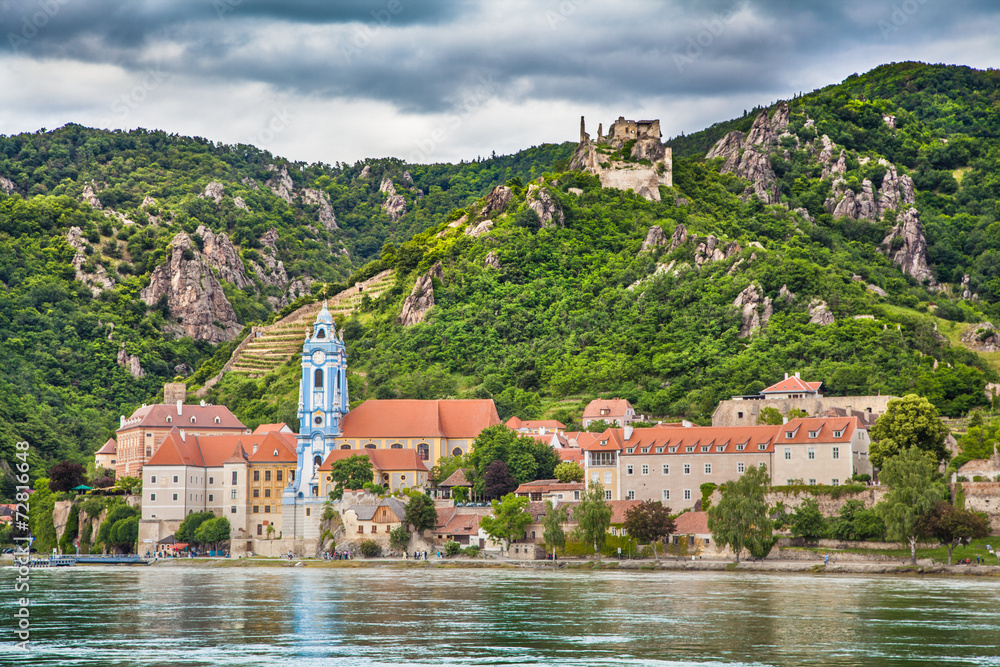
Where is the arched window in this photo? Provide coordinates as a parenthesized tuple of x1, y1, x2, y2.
(314, 368, 323, 388)
(340, 444, 352, 450)
(417, 443, 429, 461)
(365, 444, 376, 450)
(166, 416, 172, 423)
(313, 455, 322, 467)
(452, 447, 463, 457)
(316, 328, 326, 339)
(390, 443, 403, 449)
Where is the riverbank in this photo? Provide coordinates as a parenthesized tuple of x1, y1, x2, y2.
(139, 555, 1000, 577)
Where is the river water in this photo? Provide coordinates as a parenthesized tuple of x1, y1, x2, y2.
(3, 565, 1000, 666)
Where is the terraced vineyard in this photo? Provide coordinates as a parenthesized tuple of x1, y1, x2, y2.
(228, 270, 395, 378)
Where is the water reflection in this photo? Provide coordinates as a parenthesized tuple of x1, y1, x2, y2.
(4, 567, 1000, 666)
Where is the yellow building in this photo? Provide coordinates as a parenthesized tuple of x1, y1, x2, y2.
(318, 448, 429, 496)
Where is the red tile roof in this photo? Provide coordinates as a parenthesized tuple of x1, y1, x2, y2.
(582, 398, 634, 420)
(556, 448, 583, 464)
(318, 448, 429, 472)
(117, 404, 246, 433)
(761, 376, 823, 395)
(514, 480, 583, 495)
(578, 428, 626, 451)
(146, 429, 295, 467)
(96, 438, 117, 455)
(505, 417, 566, 430)
(618, 424, 780, 455)
(224, 442, 248, 464)
(776, 417, 858, 444)
(608, 500, 643, 524)
(674, 511, 711, 535)
(438, 468, 472, 487)
(253, 423, 292, 434)
(433, 511, 481, 536)
(340, 399, 500, 439)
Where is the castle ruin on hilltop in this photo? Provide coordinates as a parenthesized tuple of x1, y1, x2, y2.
(570, 115, 672, 200)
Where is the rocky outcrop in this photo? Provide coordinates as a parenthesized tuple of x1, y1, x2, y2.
(640, 225, 668, 252)
(961, 274, 977, 301)
(301, 188, 338, 230)
(400, 262, 443, 326)
(201, 181, 225, 204)
(480, 186, 513, 217)
(466, 219, 494, 238)
(875, 161, 916, 218)
(778, 284, 795, 303)
(881, 208, 935, 285)
(484, 251, 501, 270)
(883, 114, 897, 129)
(379, 177, 396, 194)
(526, 185, 564, 228)
(706, 105, 784, 205)
(830, 180, 878, 221)
(733, 283, 770, 338)
(117, 344, 145, 378)
(669, 224, 688, 251)
(66, 227, 115, 295)
(706, 131, 744, 161)
(81, 183, 103, 209)
(140, 233, 241, 343)
(196, 225, 252, 289)
(694, 235, 741, 266)
(571, 116, 672, 201)
(241, 176, 259, 191)
(251, 228, 289, 288)
(0, 176, 15, 194)
(808, 299, 835, 326)
(359, 165, 371, 179)
(867, 284, 887, 298)
(379, 178, 406, 221)
(266, 164, 294, 204)
(233, 196, 249, 211)
(962, 323, 1000, 352)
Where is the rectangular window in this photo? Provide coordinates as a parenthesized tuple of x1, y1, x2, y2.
(808, 431, 818, 439)
(785, 431, 793, 439)
(662, 489, 670, 500)
(626, 490, 635, 500)
(276, 470, 283, 482)
(684, 489, 691, 500)
(306, 508, 310, 517)
(641, 465, 649, 476)
(209, 476, 214, 485)
(591, 473, 599, 483)
(683, 464, 690, 475)
(662, 464, 669, 475)
(231, 471, 238, 485)
(604, 490, 612, 500)
(173, 475, 179, 483)
(264, 470, 271, 482)
(252, 505, 259, 514)
(736, 444, 746, 451)
(808, 447, 815, 460)
(832, 447, 840, 460)
(604, 472, 612, 484)
(264, 489, 271, 498)
(253, 470, 260, 482)
(704, 464, 712, 474)
(264, 506, 271, 514)
(758, 444, 767, 451)
(831, 479, 840, 486)
(290, 470, 295, 482)
(253, 489, 259, 498)
(257, 525, 263, 536)
(784, 448, 791, 460)
(231, 489, 238, 499)
(737, 411, 744, 419)
(833, 430, 843, 438)
(150, 493, 156, 501)
(150, 475, 157, 484)
(701, 446, 709, 453)
(208, 494, 214, 502)
(230, 506, 236, 514)
(685, 446, 694, 453)
(759, 462, 766, 469)
(808, 478, 817, 485)
(574, 490, 580, 501)
(669, 447, 677, 453)
(172, 493, 178, 501)
(627, 465, 634, 475)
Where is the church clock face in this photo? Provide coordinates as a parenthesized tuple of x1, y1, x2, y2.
(312, 349, 326, 365)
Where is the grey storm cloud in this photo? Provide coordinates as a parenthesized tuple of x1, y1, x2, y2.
(3, 0, 999, 113)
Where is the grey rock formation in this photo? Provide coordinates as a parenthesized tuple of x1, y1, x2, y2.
(640, 225, 668, 252)
(266, 165, 294, 204)
(117, 344, 145, 378)
(830, 180, 878, 220)
(568, 187, 584, 196)
(359, 165, 371, 179)
(66, 226, 115, 295)
(196, 225, 252, 289)
(883, 114, 897, 129)
(706, 104, 791, 206)
(876, 161, 916, 218)
(379, 177, 396, 194)
(141, 195, 156, 209)
(241, 177, 260, 191)
(695, 236, 741, 266)
(201, 181, 225, 204)
(793, 207, 815, 223)
(301, 188, 338, 230)
(400, 262, 443, 326)
(778, 284, 795, 303)
(881, 208, 935, 285)
(480, 185, 513, 217)
(286, 278, 312, 302)
(1, 176, 16, 194)
(383, 193, 406, 221)
(402, 170, 413, 184)
(81, 183, 103, 209)
(745, 108, 777, 147)
(733, 283, 766, 338)
(466, 219, 494, 238)
(669, 224, 688, 251)
(526, 185, 564, 228)
(867, 284, 887, 298)
(174, 363, 191, 376)
(484, 251, 501, 270)
(962, 323, 1000, 352)
(233, 196, 249, 211)
(808, 299, 835, 326)
(251, 228, 289, 288)
(705, 130, 744, 161)
(140, 232, 241, 343)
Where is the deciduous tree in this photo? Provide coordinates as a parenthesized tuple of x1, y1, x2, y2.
(328, 454, 375, 499)
(404, 492, 438, 533)
(554, 461, 584, 483)
(623, 500, 676, 561)
(875, 447, 947, 564)
(194, 516, 231, 552)
(790, 498, 826, 541)
(484, 459, 518, 499)
(708, 464, 773, 563)
(49, 461, 86, 492)
(541, 500, 567, 557)
(575, 482, 612, 559)
(388, 525, 411, 553)
(479, 492, 532, 551)
(916, 500, 989, 565)
(870, 394, 948, 467)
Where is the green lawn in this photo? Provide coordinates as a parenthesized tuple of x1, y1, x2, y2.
(795, 537, 1000, 565)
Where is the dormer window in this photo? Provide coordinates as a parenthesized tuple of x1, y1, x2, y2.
(808, 431, 818, 438)
(785, 431, 793, 439)
(626, 447, 634, 454)
(737, 444, 746, 451)
(273, 450, 279, 457)
(600, 439, 608, 446)
(641, 447, 649, 454)
(685, 446, 694, 453)
(669, 446, 677, 453)
(656, 447, 664, 453)
(716, 446, 725, 452)
(758, 443, 767, 451)
(166, 416, 172, 423)
(215, 416, 221, 424)
(700, 446, 709, 452)
(190, 416, 196, 424)
(833, 430, 843, 438)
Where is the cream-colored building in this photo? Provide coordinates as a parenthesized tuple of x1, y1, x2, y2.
(318, 448, 429, 496)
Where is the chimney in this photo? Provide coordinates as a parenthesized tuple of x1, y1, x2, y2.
(119, 415, 125, 428)
(784, 372, 789, 380)
(682, 420, 693, 428)
(624, 425, 634, 441)
(177, 400, 183, 416)
(782, 417, 788, 424)
(252, 443, 258, 455)
(180, 429, 186, 442)
(795, 372, 800, 379)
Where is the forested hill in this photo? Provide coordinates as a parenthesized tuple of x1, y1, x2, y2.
(3, 61, 1000, 488)
(0, 126, 572, 481)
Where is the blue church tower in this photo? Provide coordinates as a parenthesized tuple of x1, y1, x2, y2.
(282, 302, 349, 545)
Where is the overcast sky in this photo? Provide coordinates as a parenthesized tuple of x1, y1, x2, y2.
(1, 0, 998, 165)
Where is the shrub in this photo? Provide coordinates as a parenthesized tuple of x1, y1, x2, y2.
(462, 546, 480, 558)
(359, 539, 382, 558)
(445, 540, 462, 556)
